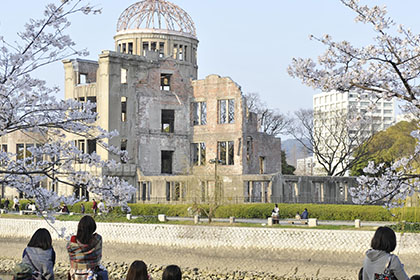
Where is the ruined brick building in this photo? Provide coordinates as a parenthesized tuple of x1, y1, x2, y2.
(61, 0, 282, 203)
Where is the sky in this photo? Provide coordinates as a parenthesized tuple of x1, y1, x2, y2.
(1, 0, 420, 114)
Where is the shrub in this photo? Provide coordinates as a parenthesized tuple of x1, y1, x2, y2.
(56, 202, 420, 222)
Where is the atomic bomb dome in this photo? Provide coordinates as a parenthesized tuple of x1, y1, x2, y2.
(116, 0, 196, 39)
(114, 0, 199, 72)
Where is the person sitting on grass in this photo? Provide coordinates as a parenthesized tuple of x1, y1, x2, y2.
(126, 260, 149, 280)
(162, 265, 181, 280)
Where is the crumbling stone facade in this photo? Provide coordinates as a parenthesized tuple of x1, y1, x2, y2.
(58, 0, 283, 203)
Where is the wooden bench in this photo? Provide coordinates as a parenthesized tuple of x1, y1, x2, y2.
(286, 219, 308, 225)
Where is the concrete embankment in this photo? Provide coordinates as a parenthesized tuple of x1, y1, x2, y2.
(0, 218, 418, 279)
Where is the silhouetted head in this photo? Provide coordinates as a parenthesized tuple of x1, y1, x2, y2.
(126, 260, 148, 280)
(410, 275, 420, 280)
(27, 228, 52, 250)
(76, 215, 96, 244)
(275, 204, 278, 207)
(371, 226, 396, 253)
(162, 265, 181, 280)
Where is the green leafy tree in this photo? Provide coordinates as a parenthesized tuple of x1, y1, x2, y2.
(281, 150, 296, 175)
(351, 121, 418, 176)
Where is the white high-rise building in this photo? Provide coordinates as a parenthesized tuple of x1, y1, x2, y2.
(312, 91, 395, 176)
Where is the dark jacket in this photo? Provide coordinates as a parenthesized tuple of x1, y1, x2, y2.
(22, 246, 56, 280)
(363, 249, 409, 280)
(301, 210, 308, 219)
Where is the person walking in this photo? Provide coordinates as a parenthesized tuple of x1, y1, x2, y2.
(13, 196, 20, 212)
(92, 199, 97, 215)
(4, 198, 9, 209)
(80, 203, 85, 214)
(362, 226, 409, 280)
(22, 228, 56, 280)
(98, 200, 105, 214)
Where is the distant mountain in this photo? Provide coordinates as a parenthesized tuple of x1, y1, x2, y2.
(282, 139, 312, 167)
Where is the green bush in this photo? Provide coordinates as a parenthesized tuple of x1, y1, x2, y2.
(10, 199, 420, 222)
(100, 203, 401, 221)
(389, 222, 420, 232)
(109, 203, 420, 222)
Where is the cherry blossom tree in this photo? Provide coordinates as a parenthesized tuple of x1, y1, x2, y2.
(0, 0, 135, 215)
(288, 0, 420, 207)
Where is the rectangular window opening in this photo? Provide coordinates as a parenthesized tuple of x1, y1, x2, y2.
(151, 42, 157, 51)
(259, 156, 265, 174)
(79, 73, 87, 85)
(142, 42, 149, 56)
(87, 96, 97, 114)
(121, 139, 127, 163)
(159, 42, 165, 57)
(121, 97, 127, 122)
(161, 109, 174, 133)
(218, 99, 235, 124)
(121, 68, 128, 84)
(87, 139, 96, 154)
(191, 142, 206, 166)
(160, 73, 171, 91)
(173, 44, 178, 59)
(128, 42, 133, 54)
(161, 151, 173, 174)
(178, 45, 184, 60)
(191, 101, 207, 125)
(122, 43, 127, 53)
(218, 141, 234, 165)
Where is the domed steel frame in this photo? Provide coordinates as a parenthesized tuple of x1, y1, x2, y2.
(117, 0, 196, 38)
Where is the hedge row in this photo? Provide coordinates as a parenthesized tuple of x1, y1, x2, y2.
(3, 199, 420, 222)
(121, 203, 420, 222)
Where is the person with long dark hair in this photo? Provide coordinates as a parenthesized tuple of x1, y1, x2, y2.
(162, 265, 181, 280)
(126, 260, 149, 280)
(363, 226, 409, 280)
(67, 215, 103, 279)
(22, 228, 55, 279)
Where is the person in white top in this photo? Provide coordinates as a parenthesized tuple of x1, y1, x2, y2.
(98, 200, 105, 213)
(271, 204, 280, 224)
(13, 196, 20, 211)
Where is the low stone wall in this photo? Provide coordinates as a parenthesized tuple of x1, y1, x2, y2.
(0, 218, 419, 254)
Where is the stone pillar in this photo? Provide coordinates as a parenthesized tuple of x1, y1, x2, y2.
(267, 217, 273, 226)
(126, 214, 132, 220)
(355, 219, 361, 228)
(249, 181, 253, 202)
(261, 182, 266, 203)
(229, 216, 235, 224)
(308, 218, 318, 227)
(194, 215, 200, 224)
(158, 214, 167, 222)
(267, 181, 273, 203)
